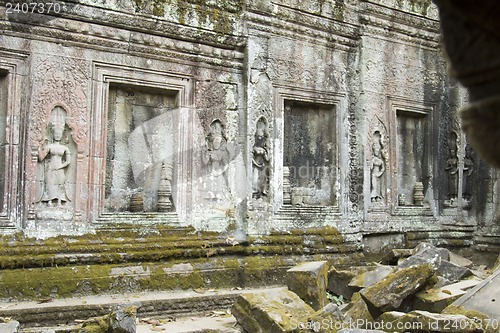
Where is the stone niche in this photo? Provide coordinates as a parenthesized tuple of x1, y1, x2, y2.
(105, 84, 178, 213)
(283, 100, 337, 206)
(0, 71, 6, 213)
(395, 109, 431, 207)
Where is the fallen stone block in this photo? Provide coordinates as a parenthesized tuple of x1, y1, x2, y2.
(328, 266, 372, 300)
(385, 310, 483, 332)
(360, 264, 433, 317)
(231, 287, 315, 333)
(442, 305, 497, 333)
(348, 265, 393, 291)
(396, 248, 442, 271)
(75, 305, 137, 333)
(0, 321, 20, 333)
(109, 306, 137, 333)
(452, 268, 500, 322)
(287, 261, 329, 310)
(449, 252, 473, 268)
(307, 303, 345, 333)
(344, 292, 374, 324)
(412, 242, 450, 260)
(437, 260, 472, 283)
(380, 248, 413, 265)
(414, 278, 481, 312)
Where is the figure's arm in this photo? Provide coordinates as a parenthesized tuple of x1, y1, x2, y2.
(60, 147, 71, 169)
(380, 160, 386, 174)
(38, 142, 49, 161)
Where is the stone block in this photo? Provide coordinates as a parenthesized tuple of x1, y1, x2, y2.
(360, 264, 434, 317)
(109, 306, 137, 333)
(231, 287, 315, 333)
(437, 260, 472, 283)
(414, 278, 481, 312)
(449, 252, 473, 268)
(380, 249, 413, 265)
(387, 310, 483, 332)
(348, 265, 393, 291)
(328, 266, 372, 300)
(0, 321, 20, 333)
(412, 242, 450, 260)
(452, 268, 500, 321)
(307, 303, 345, 333)
(287, 261, 329, 310)
(396, 248, 442, 271)
(344, 293, 374, 324)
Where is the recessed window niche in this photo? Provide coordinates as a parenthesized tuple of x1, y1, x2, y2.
(396, 109, 430, 206)
(284, 100, 337, 206)
(0, 72, 7, 213)
(105, 84, 179, 213)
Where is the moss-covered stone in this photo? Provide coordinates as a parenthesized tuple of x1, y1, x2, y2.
(232, 288, 315, 333)
(443, 305, 496, 333)
(360, 264, 434, 316)
(0, 226, 361, 301)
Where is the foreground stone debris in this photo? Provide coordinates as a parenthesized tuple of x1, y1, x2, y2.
(287, 261, 329, 310)
(232, 243, 498, 333)
(360, 264, 433, 316)
(379, 310, 483, 332)
(451, 268, 500, 322)
(75, 306, 137, 333)
(0, 320, 20, 333)
(414, 278, 481, 313)
(231, 288, 315, 333)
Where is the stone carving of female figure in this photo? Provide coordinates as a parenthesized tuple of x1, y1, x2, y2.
(445, 147, 459, 203)
(252, 117, 270, 199)
(462, 145, 474, 202)
(38, 107, 71, 207)
(370, 138, 386, 203)
(202, 120, 229, 200)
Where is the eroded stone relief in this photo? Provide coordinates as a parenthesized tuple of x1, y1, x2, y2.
(463, 144, 474, 207)
(37, 107, 73, 207)
(30, 57, 88, 149)
(35, 106, 77, 219)
(370, 131, 386, 204)
(444, 132, 459, 207)
(201, 120, 230, 202)
(252, 117, 270, 199)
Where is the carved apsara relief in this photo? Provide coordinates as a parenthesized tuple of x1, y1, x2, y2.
(201, 119, 230, 201)
(444, 131, 459, 207)
(35, 107, 77, 219)
(252, 116, 271, 199)
(462, 144, 474, 206)
(368, 116, 388, 208)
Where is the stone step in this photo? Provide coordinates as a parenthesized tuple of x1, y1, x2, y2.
(3, 287, 278, 329)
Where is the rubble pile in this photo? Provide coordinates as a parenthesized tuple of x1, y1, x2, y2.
(232, 243, 500, 333)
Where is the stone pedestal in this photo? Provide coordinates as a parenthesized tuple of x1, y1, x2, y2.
(287, 261, 329, 310)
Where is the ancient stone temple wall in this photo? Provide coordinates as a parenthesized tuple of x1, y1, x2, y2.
(0, 0, 498, 247)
